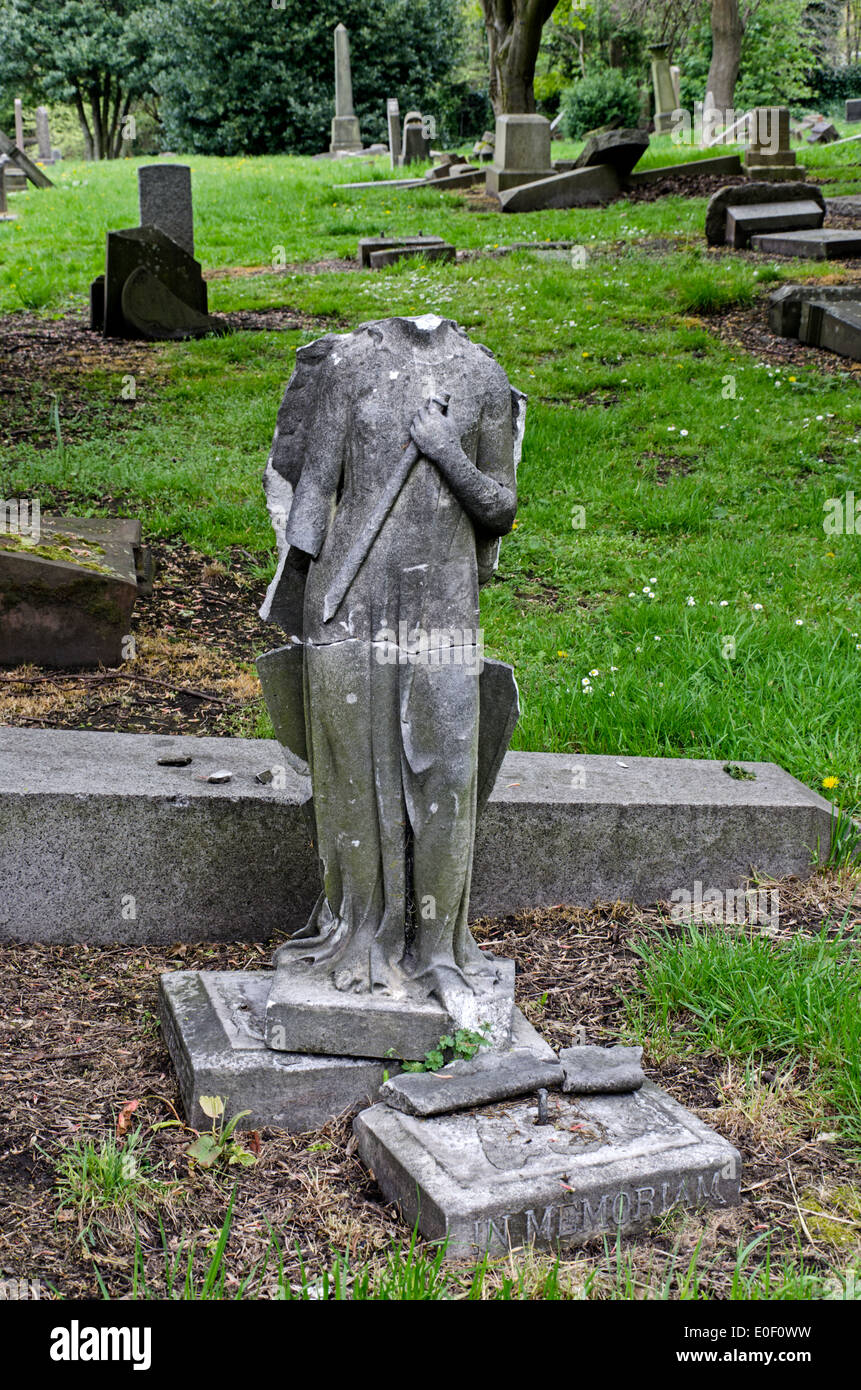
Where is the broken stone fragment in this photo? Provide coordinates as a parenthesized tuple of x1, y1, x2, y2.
(206, 770, 232, 784)
(378, 1048, 563, 1116)
(558, 1044, 645, 1094)
(157, 755, 192, 767)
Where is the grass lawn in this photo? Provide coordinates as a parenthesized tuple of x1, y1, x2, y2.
(1, 133, 860, 1300)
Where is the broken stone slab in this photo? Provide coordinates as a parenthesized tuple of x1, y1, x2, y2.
(705, 181, 825, 245)
(724, 198, 823, 249)
(798, 298, 861, 359)
(625, 153, 742, 186)
(497, 164, 620, 213)
(368, 243, 455, 268)
(99, 226, 209, 339)
(354, 1081, 741, 1257)
(0, 514, 143, 668)
(0, 128, 53, 188)
(0, 739, 834, 943)
(825, 194, 861, 219)
(265, 954, 515, 1060)
(121, 265, 226, 340)
(379, 1038, 561, 1117)
(159, 970, 392, 1131)
(751, 228, 861, 259)
(559, 1045, 645, 1094)
(807, 120, 840, 144)
(575, 128, 649, 179)
(357, 234, 446, 267)
(767, 282, 861, 337)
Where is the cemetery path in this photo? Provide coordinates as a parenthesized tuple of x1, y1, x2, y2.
(0, 885, 857, 1298)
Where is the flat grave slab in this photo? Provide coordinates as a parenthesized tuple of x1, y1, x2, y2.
(368, 243, 455, 269)
(159, 968, 549, 1130)
(497, 164, 620, 213)
(768, 281, 861, 336)
(0, 733, 834, 942)
(798, 298, 861, 359)
(357, 234, 446, 267)
(354, 1081, 741, 1257)
(750, 228, 861, 259)
(705, 181, 824, 245)
(724, 198, 823, 248)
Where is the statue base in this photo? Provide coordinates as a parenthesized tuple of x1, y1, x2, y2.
(265, 955, 516, 1061)
(330, 115, 362, 153)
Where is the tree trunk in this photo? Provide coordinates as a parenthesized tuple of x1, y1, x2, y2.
(73, 88, 95, 161)
(481, 0, 561, 115)
(705, 0, 745, 116)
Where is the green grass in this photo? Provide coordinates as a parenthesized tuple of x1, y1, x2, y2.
(53, 1126, 167, 1241)
(628, 921, 861, 1149)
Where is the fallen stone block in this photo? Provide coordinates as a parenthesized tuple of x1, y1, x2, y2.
(368, 242, 455, 268)
(354, 1081, 741, 1257)
(379, 1034, 561, 1116)
(497, 164, 621, 213)
(767, 282, 861, 337)
(750, 228, 861, 259)
(559, 1045, 645, 1094)
(825, 194, 861, 219)
(807, 121, 840, 144)
(0, 735, 834, 943)
(705, 181, 825, 245)
(625, 154, 742, 186)
(724, 198, 823, 248)
(357, 234, 446, 267)
(574, 128, 649, 179)
(798, 298, 861, 359)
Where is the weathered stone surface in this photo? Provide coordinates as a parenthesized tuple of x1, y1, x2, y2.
(102, 226, 208, 338)
(386, 98, 401, 169)
(798, 298, 861, 359)
(724, 198, 823, 248)
(35, 106, 52, 162)
(767, 281, 861, 337)
(0, 740, 833, 942)
(368, 243, 455, 268)
(400, 111, 430, 165)
(265, 955, 515, 1060)
(0, 128, 53, 187)
(825, 194, 861, 219)
(650, 44, 677, 132)
(159, 970, 392, 1131)
(379, 1036, 561, 1117)
(497, 164, 620, 212)
(559, 1045, 645, 1094)
(705, 181, 824, 245)
(486, 114, 553, 194)
(354, 1081, 741, 1256)
(121, 265, 225, 340)
(846, 99, 861, 123)
(575, 128, 648, 178)
(0, 514, 141, 668)
(138, 164, 194, 257)
(751, 228, 861, 259)
(0, 154, 27, 192)
(807, 120, 840, 144)
(357, 234, 446, 267)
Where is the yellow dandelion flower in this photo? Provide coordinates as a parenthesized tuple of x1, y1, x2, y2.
(822, 776, 839, 790)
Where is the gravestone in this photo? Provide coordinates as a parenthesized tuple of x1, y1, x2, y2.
(846, 99, 861, 123)
(768, 282, 861, 337)
(357, 234, 447, 267)
(0, 173, 8, 219)
(750, 228, 861, 259)
(497, 164, 620, 213)
(138, 163, 194, 256)
(330, 23, 362, 153)
(0, 515, 147, 668)
(807, 119, 839, 144)
(13, 99, 23, 150)
(399, 111, 430, 165)
(486, 114, 554, 195)
(93, 225, 220, 340)
(35, 106, 51, 162)
(744, 106, 805, 181)
(797, 298, 861, 358)
(386, 98, 401, 170)
(574, 128, 648, 179)
(121, 265, 227, 339)
(369, 242, 455, 268)
(724, 198, 823, 249)
(671, 65, 682, 108)
(704, 181, 824, 245)
(650, 43, 677, 132)
(473, 130, 495, 162)
(0, 129, 53, 188)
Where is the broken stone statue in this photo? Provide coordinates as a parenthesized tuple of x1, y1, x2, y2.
(257, 316, 526, 1061)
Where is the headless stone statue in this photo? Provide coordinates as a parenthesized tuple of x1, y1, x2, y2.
(259, 315, 525, 1055)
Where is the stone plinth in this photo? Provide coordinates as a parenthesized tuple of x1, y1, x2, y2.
(354, 1081, 741, 1257)
(486, 114, 553, 195)
(744, 106, 805, 180)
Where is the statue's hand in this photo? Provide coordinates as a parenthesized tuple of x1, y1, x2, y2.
(409, 404, 462, 469)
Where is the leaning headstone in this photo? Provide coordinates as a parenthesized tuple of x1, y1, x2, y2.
(13, 99, 23, 150)
(846, 99, 861, 123)
(354, 1081, 741, 1257)
(0, 515, 145, 668)
(35, 106, 51, 163)
(399, 111, 430, 165)
(768, 281, 861, 337)
(704, 181, 824, 245)
(330, 23, 362, 153)
(138, 163, 194, 257)
(744, 106, 805, 180)
(486, 114, 554, 194)
(0, 129, 53, 188)
(386, 98, 401, 170)
(574, 127, 648, 179)
(650, 43, 677, 132)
